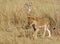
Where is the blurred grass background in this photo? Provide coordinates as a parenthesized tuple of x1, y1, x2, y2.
(0, 0, 60, 44)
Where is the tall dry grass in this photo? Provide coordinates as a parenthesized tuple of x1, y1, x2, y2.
(0, 0, 60, 44)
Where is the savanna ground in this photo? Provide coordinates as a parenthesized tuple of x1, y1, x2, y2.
(0, 0, 60, 44)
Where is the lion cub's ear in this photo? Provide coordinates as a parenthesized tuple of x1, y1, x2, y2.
(32, 17, 37, 20)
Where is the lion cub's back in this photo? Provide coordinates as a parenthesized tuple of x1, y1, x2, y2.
(35, 18, 50, 26)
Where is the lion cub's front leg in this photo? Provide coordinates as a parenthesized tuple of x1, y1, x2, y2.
(33, 26, 39, 39)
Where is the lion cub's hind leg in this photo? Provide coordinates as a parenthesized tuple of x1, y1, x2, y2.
(46, 27, 51, 37)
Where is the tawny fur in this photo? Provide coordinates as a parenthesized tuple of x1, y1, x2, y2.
(27, 16, 52, 39)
